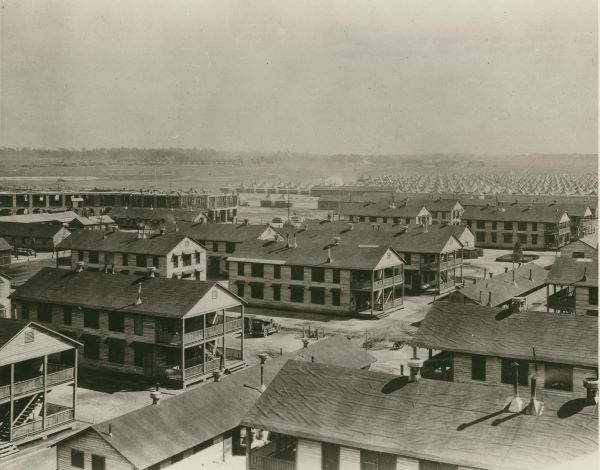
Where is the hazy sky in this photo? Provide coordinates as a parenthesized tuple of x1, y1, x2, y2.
(0, 0, 597, 154)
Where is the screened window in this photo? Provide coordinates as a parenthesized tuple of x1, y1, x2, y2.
(71, 449, 85, 469)
(503, 233, 513, 244)
(136, 254, 147, 267)
(108, 341, 125, 364)
(291, 266, 304, 281)
(108, 312, 125, 332)
(332, 269, 340, 283)
(311, 267, 325, 282)
(531, 234, 538, 245)
(544, 363, 573, 391)
(273, 265, 281, 279)
(476, 232, 485, 242)
(518, 234, 527, 244)
(83, 309, 100, 329)
(37, 303, 53, 323)
(237, 263, 245, 276)
(152, 255, 160, 268)
(251, 263, 264, 277)
(89, 251, 99, 264)
(273, 285, 281, 301)
(476, 220, 485, 229)
(471, 355, 486, 381)
(491, 232, 497, 243)
(310, 288, 325, 304)
(226, 242, 235, 253)
(590, 288, 598, 306)
(360, 450, 397, 470)
(250, 283, 264, 299)
(182, 254, 192, 267)
(237, 283, 245, 297)
(63, 306, 72, 325)
(122, 253, 129, 266)
(517, 222, 527, 231)
(91, 454, 106, 470)
(134, 316, 144, 336)
(83, 337, 100, 360)
(331, 290, 341, 306)
(532, 223, 538, 231)
(290, 286, 304, 303)
(212, 241, 219, 252)
(77, 250, 84, 261)
(322, 443, 340, 470)
(504, 222, 513, 231)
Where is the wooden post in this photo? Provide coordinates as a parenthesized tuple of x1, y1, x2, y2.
(546, 285, 550, 312)
(73, 349, 78, 421)
(181, 319, 186, 387)
(240, 305, 245, 361)
(42, 355, 48, 430)
(245, 426, 252, 470)
(222, 310, 226, 370)
(370, 270, 374, 319)
(203, 314, 207, 376)
(9, 363, 14, 442)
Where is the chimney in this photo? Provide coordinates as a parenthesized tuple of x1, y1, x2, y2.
(159, 227, 165, 235)
(407, 347, 423, 383)
(150, 383, 162, 405)
(504, 267, 509, 273)
(258, 353, 269, 392)
(504, 362, 525, 412)
(108, 423, 113, 437)
(583, 377, 599, 405)
(489, 272, 493, 278)
(147, 266, 156, 278)
(525, 375, 544, 416)
(75, 261, 85, 273)
(135, 283, 142, 305)
(333, 236, 340, 245)
(243, 219, 249, 225)
(511, 297, 525, 312)
(488, 292, 492, 305)
(293, 233, 297, 249)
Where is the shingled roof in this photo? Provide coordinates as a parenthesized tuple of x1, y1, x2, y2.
(242, 360, 598, 470)
(456, 262, 548, 306)
(411, 302, 597, 367)
(179, 222, 279, 243)
(339, 200, 429, 218)
(0, 221, 69, 238)
(547, 255, 598, 287)
(57, 230, 201, 255)
(107, 207, 206, 224)
(54, 336, 375, 470)
(462, 203, 569, 223)
(10, 268, 241, 318)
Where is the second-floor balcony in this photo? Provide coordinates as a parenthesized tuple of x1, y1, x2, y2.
(155, 318, 243, 346)
(351, 276, 401, 291)
(250, 440, 297, 470)
(548, 289, 576, 312)
(0, 364, 74, 402)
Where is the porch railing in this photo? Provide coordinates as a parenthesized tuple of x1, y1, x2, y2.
(12, 408, 74, 440)
(185, 358, 222, 379)
(251, 453, 296, 470)
(0, 367, 74, 400)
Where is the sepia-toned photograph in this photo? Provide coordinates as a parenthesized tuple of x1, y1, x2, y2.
(0, 1, 597, 469)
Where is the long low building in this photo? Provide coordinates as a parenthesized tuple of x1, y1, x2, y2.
(242, 360, 598, 470)
(106, 207, 208, 231)
(9, 268, 245, 388)
(0, 221, 71, 251)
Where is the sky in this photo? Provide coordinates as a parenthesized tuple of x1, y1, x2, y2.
(0, 0, 597, 154)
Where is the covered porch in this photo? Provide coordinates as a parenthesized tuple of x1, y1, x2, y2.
(351, 267, 404, 319)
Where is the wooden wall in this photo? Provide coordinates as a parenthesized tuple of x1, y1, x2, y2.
(57, 429, 134, 470)
(297, 439, 321, 469)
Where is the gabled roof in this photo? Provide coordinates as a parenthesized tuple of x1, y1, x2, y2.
(229, 238, 403, 270)
(70, 215, 115, 227)
(0, 237, 12, 251)
(107, 207, 206, 223)
(339, 200, 430, 218)
(547, 256, 598, 287)
(0, 221, 69, 238)
(179, 222, 279, 243)
(0, 318, 82, 351)
(57, 230, 201, 255)
(54, 336, 375, 470)
(568, 234, 599, 250)
(0, 211, 80, 224)
(411, 302, 597, 367)
(10, 268, 242, 318)
(462, 203, 569, 223)
(242, 360, 598, 470)
(457, 262, 548, 306)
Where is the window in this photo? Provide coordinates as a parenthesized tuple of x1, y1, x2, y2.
(83, 309, 100, 329)
(471, 355, 486, 381)
(476, 232, 485, 243)
(360, 450, 397, 470)
(501, 358, 528, 386)
(503, 222, 513, 231)
(225, 242, 235, 253)
(250, 283, 264, 299)
(212, 241, 219, 252)
(108, 312, 125, 332)
(183, 254, 192, 266)
(573, 251, 585, 259)
(369, 216, 377, 222)
(71, 449, 85, 469)
(491, 221, 497, 230)
(153, 255, 159, 268)
(491, 233, 497, 243)
(24, 330, 34, 343)
(405, 218, 411, 224)
(273, 265, 281, 279)
(544, 363, 573, 391)
(531, 234, 538, 245)
(237, 283, 245, 297)
(518, 222, 527, 231)
(172, 254, 179, 268)
(195, 251, 201, 264)
(64, 306, 72, 325)
(77, 250, 84, 262)
(136, 254, 147, 268)
(21, 302, 29, 320)
(91, 454, 106, 470)
(251, 263, 264, 277)
(311, 267, 325, 282)
(133, 345, 145, 367)
(108, 341, 125, 364)
(37, 303, 53, 323)
(404, 254, 411, 265)
(590, 288, 598, 306)
(237, 263, 245, 276)
(503, 233, 513, 244)
(291, 265, 304, 281)
(331, 290, 341, 306)
(122, 253, 129, 266)
(322, 443, 340, 470)
(290, 286, 304, 303)
(531, 223, 538, 231)
(518, 234, 527, 244)
(476, 220, 485, 229)
(332, 269, 340, 283)
(134, 316, 144, 335)
(89, 251, 99, 264)
(273, 285, 281, 301)
(83, 337, 100, 360)
(310, 288, 325, 304)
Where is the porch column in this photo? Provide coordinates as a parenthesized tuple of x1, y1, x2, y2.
(370, 270, 374, 319)
(245, 426, 253, 470)
(222, 310, 226, 370)
(240, 305, 245, 361)
(42, 355, 48, 430)
(181, 319, 186, 387)
(73, 349, 78, 420)
(546, 285, 550, 312)
(392, 267, 395, 306)
(9, 363, 14, 442)
(203, 315, 207, 376)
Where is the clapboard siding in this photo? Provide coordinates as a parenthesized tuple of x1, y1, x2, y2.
(339, 446, 361, 470)
(297, 439, 322, 469)
(57, 429, 134, 470)
(396, 455, 419, 470)
(0, 324, 73, 366)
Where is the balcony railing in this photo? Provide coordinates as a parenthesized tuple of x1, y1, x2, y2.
(0, 367, 74, 401)
(251, 454, 296, 470)
(12, 408, 74, 440)
(548, 291, 576, 311)
(157, 319, 242, 346)
(351, 277, 400, 290)
(218, 347, 244, 361)
(185, 358, 222, 379)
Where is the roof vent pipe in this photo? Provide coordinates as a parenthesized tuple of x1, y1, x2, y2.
(293, 233, 297, 249)
(483, 267, 487, 279)
(147, 266, 156, 278)
(583, 377, 599, 405)
(488, 292, 492, 306)
(108, 424, 113, 437)
(504, 362, 525, 413)
(75, 261, 85, 273)
(327, 246, 333, 264)
(258, 353, 269, 392)
(135, 283, 142, 305)
(150, 383, 162, 405)
(525, 375, 544, 416)
(505, 267, 509, 273)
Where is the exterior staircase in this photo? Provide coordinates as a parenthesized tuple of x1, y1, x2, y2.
(0, 393, 43, 441)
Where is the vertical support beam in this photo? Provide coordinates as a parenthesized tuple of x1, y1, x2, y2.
(546, 285, 550, 312)
(42, 355, 48, 430)
(9, 363, 14, 442)
(240, 305, 245, 361)
(181, 319, 186, 387)
(245, 426, 252, 470)
(370, 270, 375, 319)
(203, 315, 207, 376)
(222, 310, 226, 370)
(73, 348, 78, 420)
